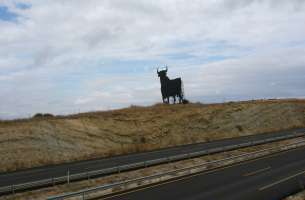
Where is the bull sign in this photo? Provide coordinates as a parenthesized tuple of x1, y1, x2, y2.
(157, 66, 185, 104)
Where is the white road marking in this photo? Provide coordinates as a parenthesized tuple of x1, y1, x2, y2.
(258, 169, 305, 191)
(243, 166, 271, 177)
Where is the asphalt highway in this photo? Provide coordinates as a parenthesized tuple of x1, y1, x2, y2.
(103, 143, 305, 200)
(1, 128, 304, 189)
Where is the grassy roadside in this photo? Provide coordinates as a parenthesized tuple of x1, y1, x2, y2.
(1, 99, 305, 173)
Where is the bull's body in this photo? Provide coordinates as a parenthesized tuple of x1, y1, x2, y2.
(157, 67, 184, 104)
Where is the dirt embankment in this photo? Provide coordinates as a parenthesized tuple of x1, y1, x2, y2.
(1, 99, 305, 173)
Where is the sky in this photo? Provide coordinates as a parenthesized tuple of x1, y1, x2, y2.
(0, 0, 305, 119)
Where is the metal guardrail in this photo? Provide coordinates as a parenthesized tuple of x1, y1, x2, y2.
(47, 138, 305, 200)
(0, 132, 304, 196)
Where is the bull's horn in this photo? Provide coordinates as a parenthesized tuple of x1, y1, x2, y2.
(165, 66, 168, 72)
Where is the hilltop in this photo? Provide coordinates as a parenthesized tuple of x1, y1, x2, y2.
(1, 99, 305, 173)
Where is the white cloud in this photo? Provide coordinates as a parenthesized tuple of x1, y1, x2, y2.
(0, 0, 305, 118)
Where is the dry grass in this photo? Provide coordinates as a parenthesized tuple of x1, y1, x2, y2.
(1, 99, 305, 173)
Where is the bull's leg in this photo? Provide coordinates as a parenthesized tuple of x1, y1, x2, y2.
(179, 94, 182, 104)
(173, 96, 176, 104)
(167, 97, 170, 104)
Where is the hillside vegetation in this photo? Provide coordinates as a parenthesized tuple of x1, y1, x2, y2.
(1, 99, 305, 173)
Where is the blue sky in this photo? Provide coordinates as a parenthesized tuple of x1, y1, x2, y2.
(0, 0, 305, 119)
(0, 5, 17, 21)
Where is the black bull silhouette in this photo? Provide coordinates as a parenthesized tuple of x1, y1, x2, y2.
(157, 67, 184, 104)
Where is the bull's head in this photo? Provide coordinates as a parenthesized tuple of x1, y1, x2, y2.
(157, 66, 168, 77)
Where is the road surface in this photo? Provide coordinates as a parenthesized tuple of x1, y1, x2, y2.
(103, 143, 305, 200)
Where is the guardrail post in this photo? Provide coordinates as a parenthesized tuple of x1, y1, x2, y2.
(67, 169, 70, 184)
(11, 185, 14, 194)
(87, 171, 90, 181)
